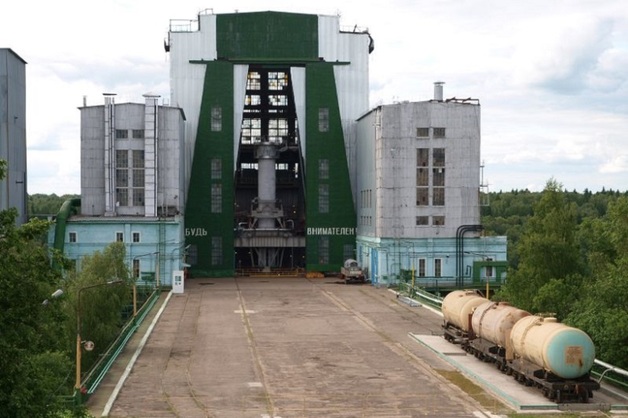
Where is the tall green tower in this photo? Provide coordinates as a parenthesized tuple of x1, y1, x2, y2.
(167, 11, 373, 276)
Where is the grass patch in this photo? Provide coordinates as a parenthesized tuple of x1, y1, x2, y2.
(435, 369, 511, 414)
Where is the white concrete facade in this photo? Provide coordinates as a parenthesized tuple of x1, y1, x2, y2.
(357, 100, 481, 239)
(80, 96, 186, 217)
(355, 93, 507, 286)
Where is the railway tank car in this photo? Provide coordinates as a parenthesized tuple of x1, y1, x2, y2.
(441, 290, 486, 341)
(470, 300, 530, 365)
(441, 291, 600, 403)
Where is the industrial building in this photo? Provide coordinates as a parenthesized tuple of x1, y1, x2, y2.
(166, 10, 372, 276)
(51, 9, 507, 287)
(0, 48, 27, 225)
(51, 94, 187, 286)
(356, 83, 507, 288)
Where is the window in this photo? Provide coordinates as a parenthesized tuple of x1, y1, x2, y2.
(132, 129, 144, 139)
(433, 127, 446, 138)
(432, 215, 445, 226)
(318, 237, 330, 264)
(116, 169, 129, 187)
(433, 148, 445, 167)
(116, 150, 128, 168)
(241, 118, 261, 144)
(268, 71, 288, 91)
(133, 189, 144, 206)
(318, 184, 329, 213)
(486, 265, 494, 278)
(116, 232, 124, 242)
(131, 150, 144, 164)
(133, 169, 144, 187)
(417, 188, 429, 206)
(433, 188, 445, 206)
(245, 95, 261, 106)
(416, 216, 429, 226)
(132, 151, 144, 168)
(318, 108, 329, 132)
(268, 118, 289, 141)
(433, 168, 445, 187)
(418, 259, 426, 277)
(417, 148, 429, 167)
(435, 259, 442, 277)
(211, 106, 222, 132)
(211, 236, 223, 265)
(115, 129, 128, 139)
(132, 232, 141, 243)
(268, 95, 288, 106)
(116, 188, 129, 206)
(416, 127, 429, 138)
(211, 159, 222, 180)
(129, 150, 145, 207)
(417, 168, 428, 186)
(133, 259, 140, 278)
(211, 184, 222, 213)
(69, 232, 77, 243)
(319, 159, 329, 180)
(247, 72, 261, 90)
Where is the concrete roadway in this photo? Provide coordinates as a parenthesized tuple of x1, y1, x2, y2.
(89, 277, 512, 418)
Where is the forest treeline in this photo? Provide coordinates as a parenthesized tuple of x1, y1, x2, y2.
(29, 193, 79, 217)
(484, 181, 628, 369)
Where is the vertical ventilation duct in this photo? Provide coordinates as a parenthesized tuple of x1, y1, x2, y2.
(103, 93, 117, 216)
(144, 94, 160, 217)
(434, 81, 445, 101)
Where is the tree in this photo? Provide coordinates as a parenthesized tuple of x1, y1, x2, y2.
(62, 242, 132, 380)
(566, 197, 628, 367)
(0, 208, 73, 417)
(498, 179, 584, 314)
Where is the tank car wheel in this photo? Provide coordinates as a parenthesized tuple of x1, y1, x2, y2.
(576, 386, 589, 403)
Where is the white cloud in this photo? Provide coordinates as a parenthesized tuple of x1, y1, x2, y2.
(2, 0, 628, 194)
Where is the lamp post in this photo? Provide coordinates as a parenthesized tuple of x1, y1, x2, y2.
(42, 288, 64, 306)
(75, 280, 123, 394)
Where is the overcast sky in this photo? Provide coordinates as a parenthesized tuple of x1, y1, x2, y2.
(2, 0, 627, 195)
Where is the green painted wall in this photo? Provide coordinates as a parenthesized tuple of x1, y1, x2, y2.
(185, 61, 235, 277)
(305, 63, 357, 271)
(216, 12, 318, 60)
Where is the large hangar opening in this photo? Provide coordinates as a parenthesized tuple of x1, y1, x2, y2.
(234, 66, 306, 273)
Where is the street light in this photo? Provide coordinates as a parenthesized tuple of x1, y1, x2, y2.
(42, 288, 64, 306)
(75, 280, 123, 393)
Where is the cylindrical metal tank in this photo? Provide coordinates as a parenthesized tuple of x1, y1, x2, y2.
(510, 316, 596, 379)
(472, 301, 530, 347)
(441, 290, 486, 332)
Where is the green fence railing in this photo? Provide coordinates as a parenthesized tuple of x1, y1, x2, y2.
(72, 286, 162, 404)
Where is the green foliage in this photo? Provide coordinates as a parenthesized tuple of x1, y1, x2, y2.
(566, 201, 628, 369)
(28, 194, 80, 218)
(497, 180, 583, 313)
(0, 208, 72, 417)
(62, 243, 132, 378)
(0, 159, 6, 180)
(486, 186, 628, 367)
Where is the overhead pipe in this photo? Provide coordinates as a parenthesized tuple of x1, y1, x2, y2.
(455, 224, 483, 287)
